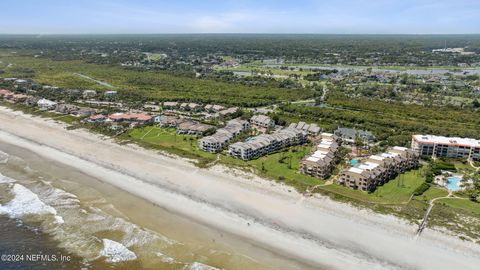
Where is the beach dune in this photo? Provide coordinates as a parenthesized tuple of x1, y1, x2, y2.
(1, 106, 480, 270)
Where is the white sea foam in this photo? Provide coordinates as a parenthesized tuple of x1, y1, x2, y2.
(0, 184, 58, 218)
(0, 173, 15, 184)
(54, 215, 65, 224)
(100, 239, 137, 263)
(155, 252, 176, 264)
(0, 150, 9, 164)
(186, 262, 220, 270)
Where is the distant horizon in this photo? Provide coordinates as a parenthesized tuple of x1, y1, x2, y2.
(1, 33, 480, 36)
(1, 0, 479, 35)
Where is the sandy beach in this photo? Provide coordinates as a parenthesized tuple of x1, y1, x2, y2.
(1, 106, 480, 270)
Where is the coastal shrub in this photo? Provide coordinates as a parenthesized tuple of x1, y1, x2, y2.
(413, 183, 430, 196)
(425, 171, 434, 183)
(432, 160, 456, 175)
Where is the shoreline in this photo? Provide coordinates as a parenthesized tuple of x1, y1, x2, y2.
(1, 106, 480, 269)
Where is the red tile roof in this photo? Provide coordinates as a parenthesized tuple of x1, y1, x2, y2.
(0, 89, 13, 96)
(108, 112, 152, 122)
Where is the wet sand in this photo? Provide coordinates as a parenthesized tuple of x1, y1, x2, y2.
(1, 106, 480, 270)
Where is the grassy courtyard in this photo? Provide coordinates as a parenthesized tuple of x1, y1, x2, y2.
(220, 146, 324, 190)
(121, 126, 217, 165)
(318, 167, 427, 204)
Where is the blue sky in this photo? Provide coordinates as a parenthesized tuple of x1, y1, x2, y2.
(0, 0, 479, 34)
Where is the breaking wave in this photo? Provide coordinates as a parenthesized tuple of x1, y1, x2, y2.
(0, 150, 8, 164)
(100, 238, 137, 263)
(186, 262, 221, 270)
(0, 172, 15, 184)
(0, 174, 179, 265)
(0, 183, 64, 224)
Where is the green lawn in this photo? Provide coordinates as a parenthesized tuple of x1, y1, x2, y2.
(56, 115, 79, 124)
(220, 146, 324, 191)
(436, 198, 480, 215)
(454, 161, 478, 173)
(122, 126, 217, 164)
(415, 187, 449, 202)
(319, 167, 426, 204)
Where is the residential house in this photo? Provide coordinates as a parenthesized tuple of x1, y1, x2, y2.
(56, 104, 79, 114)
(75, 107, 97, 117)
(13, 79, 28, 87)
(334, 127, 375, 144)
(187, 103, 202, 111)
(10, 94, 29, 103)
(163, 101, 179, 109)
(87, 114, 107, 123)
(37, 98, 58, 111)
(218, 107, 239, 117)
(205, 104, 225, 112)
(104, 91, 118, 98)
(83, 90, 97, 99)
(25, 96, 41, 107)
(143, 103, 161, 112)
(108, 112, 153, 125)
(2, 78, 17, 83)
(157, 115, 183, 127)
(0, 89, 13, 98)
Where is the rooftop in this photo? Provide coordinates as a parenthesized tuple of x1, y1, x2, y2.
(413, 134, 480, 147)
(348, 167, 365, 174)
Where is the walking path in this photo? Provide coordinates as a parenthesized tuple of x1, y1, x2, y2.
(469, 159, 479, 171)
(73, 72, 115, 88)
(140, 126, 156, 140)
(415, 191, 470, 238)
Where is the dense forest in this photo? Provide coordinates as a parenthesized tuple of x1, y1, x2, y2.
(1, 34, 480, 66)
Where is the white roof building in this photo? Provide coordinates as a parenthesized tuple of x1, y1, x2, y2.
(37, 98, 57, 110)
(412, 134, 480, 148)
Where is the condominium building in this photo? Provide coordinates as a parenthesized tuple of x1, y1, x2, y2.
(198, 119, 250, 153)
(334, 127, 375, 144)
(337, 146, 418, 192)
(229, 128, 307, 160)
(300, 133, 339, 179)
(176, 121, 213, 135)
(250, 115, 275, 130)
(411, 135, 480, 161)
(288, 122, 322, 136)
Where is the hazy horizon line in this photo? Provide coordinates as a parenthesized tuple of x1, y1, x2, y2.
(1, 33, 479, 36)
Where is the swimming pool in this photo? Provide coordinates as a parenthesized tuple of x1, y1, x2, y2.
(446, 176, 462, 191)
(349, 159, 359, 167)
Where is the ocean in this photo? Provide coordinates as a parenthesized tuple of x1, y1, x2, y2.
(0, 216, 85, 270)
(0, 141, 289, 270)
